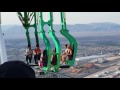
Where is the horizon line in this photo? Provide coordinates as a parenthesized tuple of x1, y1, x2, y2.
(1, 22, 120, 26)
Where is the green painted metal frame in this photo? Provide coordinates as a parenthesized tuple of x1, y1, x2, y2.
(24, 12, 31, 47)
(17, 12, 39, 47)
(17, 12, 78, 72)
(39, 12, 61, 72)
(39, 12, 52, 72)
(60, 12, 78, 66)
(48, 12, 61, 72)
(33, 12, 39, 46)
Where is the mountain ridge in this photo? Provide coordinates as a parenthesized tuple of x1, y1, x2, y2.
(2, 22, 120, 39)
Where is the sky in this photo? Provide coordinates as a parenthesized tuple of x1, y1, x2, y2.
(1, 12, 120, 25)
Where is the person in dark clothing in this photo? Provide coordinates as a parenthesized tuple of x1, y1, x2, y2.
(0, 61, 35, 78)
(38, 50, 47, 69)
(51, 48, 57, 66)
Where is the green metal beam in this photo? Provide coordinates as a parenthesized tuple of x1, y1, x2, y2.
(17, 12, 40, 47)
(60, 12, 78, 66)
(33, 12, 39, 46)
(48, 12, 61, 72)
(39, 12, 61, 72)
(24, 12, 31, 47)
(39, 12, 52, 72)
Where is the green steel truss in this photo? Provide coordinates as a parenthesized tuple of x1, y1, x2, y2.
(17, 12, 39, 47)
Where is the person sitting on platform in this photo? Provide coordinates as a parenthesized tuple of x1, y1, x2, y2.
(51, 48, 57, 66)
(25, 46, 33, 64)
(38, 50, 47, 70)
(61, 44, 72, 64)
(33, 45, 41, 64)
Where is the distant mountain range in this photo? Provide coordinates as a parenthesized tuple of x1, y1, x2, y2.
(2, 22, 120, 39)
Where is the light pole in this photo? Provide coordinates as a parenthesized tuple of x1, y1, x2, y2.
(0, 12, 8, 64)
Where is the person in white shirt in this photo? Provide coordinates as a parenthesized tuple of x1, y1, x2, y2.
(25, 46, 33, 64)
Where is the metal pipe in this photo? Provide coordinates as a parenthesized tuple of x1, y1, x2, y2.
(0, 12, 8, 64)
